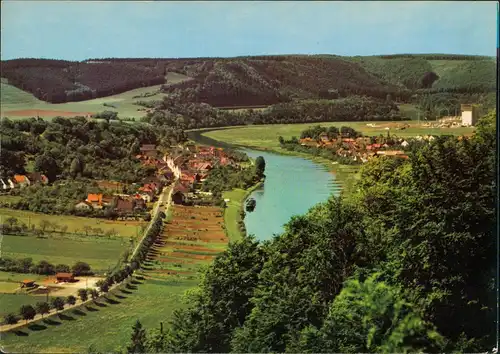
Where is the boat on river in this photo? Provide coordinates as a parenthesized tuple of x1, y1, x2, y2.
(245, 198, 256, 212)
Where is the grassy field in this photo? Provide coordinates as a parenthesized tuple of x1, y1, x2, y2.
(0, 208, 146, 239)
(1, 234, 129, 273)
(0, 277, 196, 353)
(1, 205, 228, 353)
(222, 189, 248, 242)
(0, 293, 56, 318)
(222, 183, 263, 242)
(0, 72, 190, 120)
(0, 195, 22, 204)
(201, 121, 474, 152)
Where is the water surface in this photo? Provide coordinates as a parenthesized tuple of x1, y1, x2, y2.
(242, 149, 340, 241)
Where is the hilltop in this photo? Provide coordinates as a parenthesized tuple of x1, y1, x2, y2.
(1, 54, 495, 121)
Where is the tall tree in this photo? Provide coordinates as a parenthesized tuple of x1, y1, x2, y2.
(127, 319, 147, 354)
(34, 154, 60, 182)
(36, 301, 50, 318)
(287, 273, 444, 353)
(51, 297, 65, 312)
(254, 156, 266, 179)
(164, 235, 266, 353)
(78, 288, 89, 302)
(19, 304, 36, 323)
(66, 295, 77, 306)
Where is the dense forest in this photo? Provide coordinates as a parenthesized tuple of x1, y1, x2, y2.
(126, 110, 496, 353)
(0, 116, 187, 182)
(1, 59, 165, 103)
(2, 55, 493, 107)
(143, 96, 402, 130)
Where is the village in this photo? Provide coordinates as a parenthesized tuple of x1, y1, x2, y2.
(0, 143, 241, 220)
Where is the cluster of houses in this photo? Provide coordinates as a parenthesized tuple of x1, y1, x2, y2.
(1, 173, 49, 191)
(297, 133, 435, 163)
(74, 144, 174, 215)
(171, 145, 237, 205)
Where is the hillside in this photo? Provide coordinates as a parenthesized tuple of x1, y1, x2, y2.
(1, 54, 495, 118)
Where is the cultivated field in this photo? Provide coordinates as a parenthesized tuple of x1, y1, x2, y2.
(0, 72, 190, 120)
(0, 205, 229, 353)
(201, 121, 475, 151)
(1, 234, 130, 273)
(0, 208, 147, 239)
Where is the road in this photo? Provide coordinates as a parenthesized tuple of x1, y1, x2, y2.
(0, 158, 181, 333)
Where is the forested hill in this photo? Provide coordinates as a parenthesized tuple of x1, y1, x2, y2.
(129, 110, 497, 354)
(1, 54, 495, 106)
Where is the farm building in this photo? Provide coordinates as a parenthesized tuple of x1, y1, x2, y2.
(56, 273, 75, 282)
(172, 191, 186, 204)
(461, 104, 480, 126)
(21, 279, 36, 288)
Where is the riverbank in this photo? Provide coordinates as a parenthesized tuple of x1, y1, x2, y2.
(239, 144, 360, 197)
(187, 130, 361, 197)
(223, 181, 263, 242)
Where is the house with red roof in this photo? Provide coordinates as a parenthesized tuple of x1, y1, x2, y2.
(13, 175, 30, 188)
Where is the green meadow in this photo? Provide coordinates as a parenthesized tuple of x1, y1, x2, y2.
(0, 276, 197, 353)
(200, 121, 474, 152)
(0, 72, 191, 119)
(1, 234, 128, 273)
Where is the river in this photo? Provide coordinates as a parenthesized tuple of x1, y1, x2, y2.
(241, 149, 340, 241)
(187, 130, 340, 241)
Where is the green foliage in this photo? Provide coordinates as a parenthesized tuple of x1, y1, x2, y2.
(66, 295, 77, 306)
(431, 60, 496, 92)
(201, 165, 258, 198)
(288, 273, 444, 353)
(231, 198, 364, 352)
(51, 297, 65, 312)
(145, 96, 402, 131)
(254, 156, 266, 179)
(162, 110, 496, 353)
(72, 261, 92, 276)
(161, 235, 266, 353)
(127, 320, 147, 354)
(93, 110, 118, 120)
(78, 288, 89, 302)
(349, 56, 436, 89)
(36, 301, 50, 318)
(19, 304, 36, 323)
(0, 116, 186, 184)
(4, 312, 19, 325)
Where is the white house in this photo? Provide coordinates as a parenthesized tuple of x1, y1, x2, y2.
(75, 201, 93, 210)
(139, 193, 152, 203)
(401, 140, 409, 148)
(6, 179, 15, 189)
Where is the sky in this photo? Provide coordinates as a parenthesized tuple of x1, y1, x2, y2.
(1, 1, 498, 60)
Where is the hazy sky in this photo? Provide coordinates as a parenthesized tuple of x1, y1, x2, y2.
(1, 1, 498, 60)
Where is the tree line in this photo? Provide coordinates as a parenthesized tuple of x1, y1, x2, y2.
(123, 110, 496, 353)
(0, 116, 186, 182)
(201, 156, 266, 200)
(4, 287, 104, 326)
(142, 96, 402, 131)
(0, 258, 92, 276)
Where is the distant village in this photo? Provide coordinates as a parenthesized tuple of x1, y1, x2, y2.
(297, 133, 441, 163)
